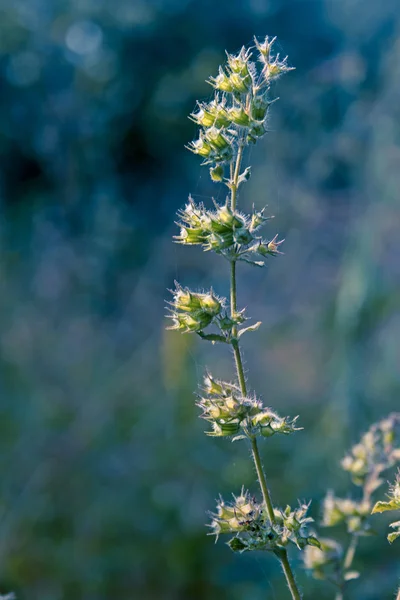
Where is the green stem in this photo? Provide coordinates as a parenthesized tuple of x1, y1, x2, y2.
(277, 549, 302, 600)
(335, 535, 358, 600)
(228, 144, 301, 600)
(343, 535, 358, 571)
(251, 437, 275, 523)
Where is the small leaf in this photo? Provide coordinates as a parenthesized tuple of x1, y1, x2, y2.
(197, 332, 227, 343)
(371, 500, 400, 514)
(344, 571, 360, 581)
(388, 530, 400, 544)
(237, 166, 251, 186)
(238, 322, 262, 338)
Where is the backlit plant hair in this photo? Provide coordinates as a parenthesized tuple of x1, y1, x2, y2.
(166, 36, 319, 599)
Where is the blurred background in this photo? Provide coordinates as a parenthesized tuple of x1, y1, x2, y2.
(0, 0, 399, 598)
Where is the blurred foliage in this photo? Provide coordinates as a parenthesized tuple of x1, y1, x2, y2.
(0, 0, 399, 598)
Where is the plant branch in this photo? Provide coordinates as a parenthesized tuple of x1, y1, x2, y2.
(228, 142, 301, 600)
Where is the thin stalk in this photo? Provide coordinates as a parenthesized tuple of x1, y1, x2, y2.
(343, 535, 358, 571)
(228, 144, 301, 600)
(396, 587, 400, 600)
(277, 549, 302, 600)
(335, 535, 358, 600)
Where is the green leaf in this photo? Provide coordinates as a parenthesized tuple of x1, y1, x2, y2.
(197, 332, 227, 343)
(238, 321, 262, 338)
(388, 531, 400, 543)
(371, 500, 400, 514)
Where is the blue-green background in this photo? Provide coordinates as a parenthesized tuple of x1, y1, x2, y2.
(0, 0, 399, 598)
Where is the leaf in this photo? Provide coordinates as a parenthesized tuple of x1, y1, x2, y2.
(197, 332, 227, 343)
(371, 500, 400, 514)
(237, 167, 251, 186)
(388, 530, 400, 543)
(344, 571, 360, 581)
(238, 322, 262, 338)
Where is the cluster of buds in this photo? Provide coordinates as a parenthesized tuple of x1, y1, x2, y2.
(322, 492, 371, 534)
(175, 196, 283, 266)
(372, 471, 400, 543)
(188, 37, 293, 171)
(198, 374, 300, 440)
(341, 413, 400, 488)
(209, 490, 319, 554)
(166, 283, 224, 333)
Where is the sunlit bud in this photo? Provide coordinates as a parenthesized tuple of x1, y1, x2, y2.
(217, 204, 245, 228)
(204, 374, 225, 396)
(205, 127, 230, 151)
(200, 292, 223, 316)
(178, 226, 207, 245)
(229, 72, 251, 93)
(249, 208, 270, 232)
(226, 47, 251, 77)
(210, 164, 224, 182)
(209, 67, 234, 92)
(228, 106, 251, 127)
(254, 35, 277, 62)
(188, 134, 213, 157)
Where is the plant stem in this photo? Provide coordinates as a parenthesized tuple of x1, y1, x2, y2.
(343, 535, 358, 571)
(335, 535, 359, 600)
(251, 436, 275, 523)
(277, 548, 302, 600)
(228, 144, 301, 600)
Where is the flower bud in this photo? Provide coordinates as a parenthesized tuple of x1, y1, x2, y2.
(233, 227, 253, 245)
(188, 135, 213, 157)
(200, 292, 223, 316)
(204, 127, 231, 151)
(250, 96, 270, 121)
(209, 67, 234, 92)
(228, 106, 251, 127)
(229, 72, 251, 93)
(254, 36, 276, 62)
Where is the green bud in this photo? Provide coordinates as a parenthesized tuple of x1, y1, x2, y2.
(209, 67, 234, 92)
(250, 96, 270, 120)
(233, 227, 253, 245)
(228, 106, 251, 127)
(229, 72, 251, 93)
(178, 226, 208, 245)
(200, 293, 222, 316)
(188, 135, 213, 157)
(205, 127, 230, 151)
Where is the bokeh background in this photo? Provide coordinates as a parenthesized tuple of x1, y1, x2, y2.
(0, 0, 399, 598)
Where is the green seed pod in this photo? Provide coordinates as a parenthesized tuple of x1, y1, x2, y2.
(205, 127, 230, 151)
(250, 96, 270, 121)
(233, 227, 253, 245)
(179, 227, 207, 245)
(218, 421, 241, 436)
(204, 374, 224, 396)
(229, 72, 251, 93)
(200, 293, 222, 315)
(228, 106, 251, 127)
(189, 136, 213, 157)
